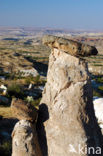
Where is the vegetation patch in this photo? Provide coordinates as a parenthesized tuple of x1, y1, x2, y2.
(0, 140, 12, 156)
(7, 84, 24, 99)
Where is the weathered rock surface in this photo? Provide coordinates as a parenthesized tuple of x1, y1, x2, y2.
(20, 68, 39, 77)
(43, 35, 98, 57)
(37, 36, 102, 156)
(12, 120, 42, 156)
(11, 98, 38, 121)
(93, 98, 103, 135)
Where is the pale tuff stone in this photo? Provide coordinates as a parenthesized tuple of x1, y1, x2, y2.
(12, 120, 42, 156)
(37, 36, 102, 156)
(93, 97, 103, 135)
(42, 35, 98, 57)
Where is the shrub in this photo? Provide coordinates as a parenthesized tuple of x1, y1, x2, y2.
(98, 86, 103, 91)
(25, 75, 40, 85)
(7, 84, 24, 98)
(96, 77, 103, 83)
(0, 140, 12, 156)
(25, 75, 34, 84)
(24, 97, 41, 108)
(34, 75, 40, 84)
(31, 98, 41, 108)
(93, 90, 101, 97)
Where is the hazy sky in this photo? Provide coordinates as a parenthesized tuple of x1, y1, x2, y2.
(0, 0, 103, 30)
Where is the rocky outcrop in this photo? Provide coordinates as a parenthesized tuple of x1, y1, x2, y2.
(11, 99, 42, 156)
(12, 120, 42, 156)
(37, 35, 102, 156)
(11, 98, 38, 121)
(19, 68, 39, 77)
(93, 98, 103, 135)
(43, 35, 98, 57)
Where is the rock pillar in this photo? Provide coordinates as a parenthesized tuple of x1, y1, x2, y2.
(37, 35, 102, 156)
(11, 99, 42, 156)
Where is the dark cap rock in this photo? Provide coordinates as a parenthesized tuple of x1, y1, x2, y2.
(42, 35, 98, 57)
(11, 98, 38, 122)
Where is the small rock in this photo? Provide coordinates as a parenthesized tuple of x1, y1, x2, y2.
(28, 83, 32, 89)
(93, 97, 103, 134)
(20, 68, 39, 77)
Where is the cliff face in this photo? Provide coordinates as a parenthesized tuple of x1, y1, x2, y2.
(37, 35, 102, 156)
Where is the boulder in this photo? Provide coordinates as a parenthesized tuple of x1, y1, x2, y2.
(12, 120, 42, 156)
(37, 36, 102, 156)
(42, 35, 98, 57)
(93, 97, 103, 134)
(20, 68, 39, 77)
(11, 98, 37, 121)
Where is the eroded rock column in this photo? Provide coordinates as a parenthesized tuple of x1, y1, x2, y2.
(37, 35, 103, 156)
(11, 99, 42, 156)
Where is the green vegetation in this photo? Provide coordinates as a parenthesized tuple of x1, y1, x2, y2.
(93, 64, 103, 66)
(31, 98, 41, 108)
(92, 75, 103, 97)
(7, 83, 24, 98)
(0, 141, 12, 156)
(98, 86, 103, 91)
(93, 90, 101, 97)
(25, 97, 41, 108)
(96, 76, 103, 83)
(25, 75, 46, 85)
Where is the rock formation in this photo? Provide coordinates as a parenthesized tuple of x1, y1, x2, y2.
(37, 35, 103, 156)
(93, 97, 103, 135)
(11, 98, 38, 121)
(42, 35, 98, 57)
(11, 99, 42, 156)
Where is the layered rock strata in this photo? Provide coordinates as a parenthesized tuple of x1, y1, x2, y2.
(37, 35, 102, 156)
(42, 35, 98, 57)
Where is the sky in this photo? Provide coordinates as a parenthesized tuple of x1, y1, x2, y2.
(0, 0, 103, 30)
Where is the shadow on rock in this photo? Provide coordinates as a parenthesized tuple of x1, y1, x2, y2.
(24, 56, 48, 76)
(82, 82, 103, 155)
(36, 104, 49, 156)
